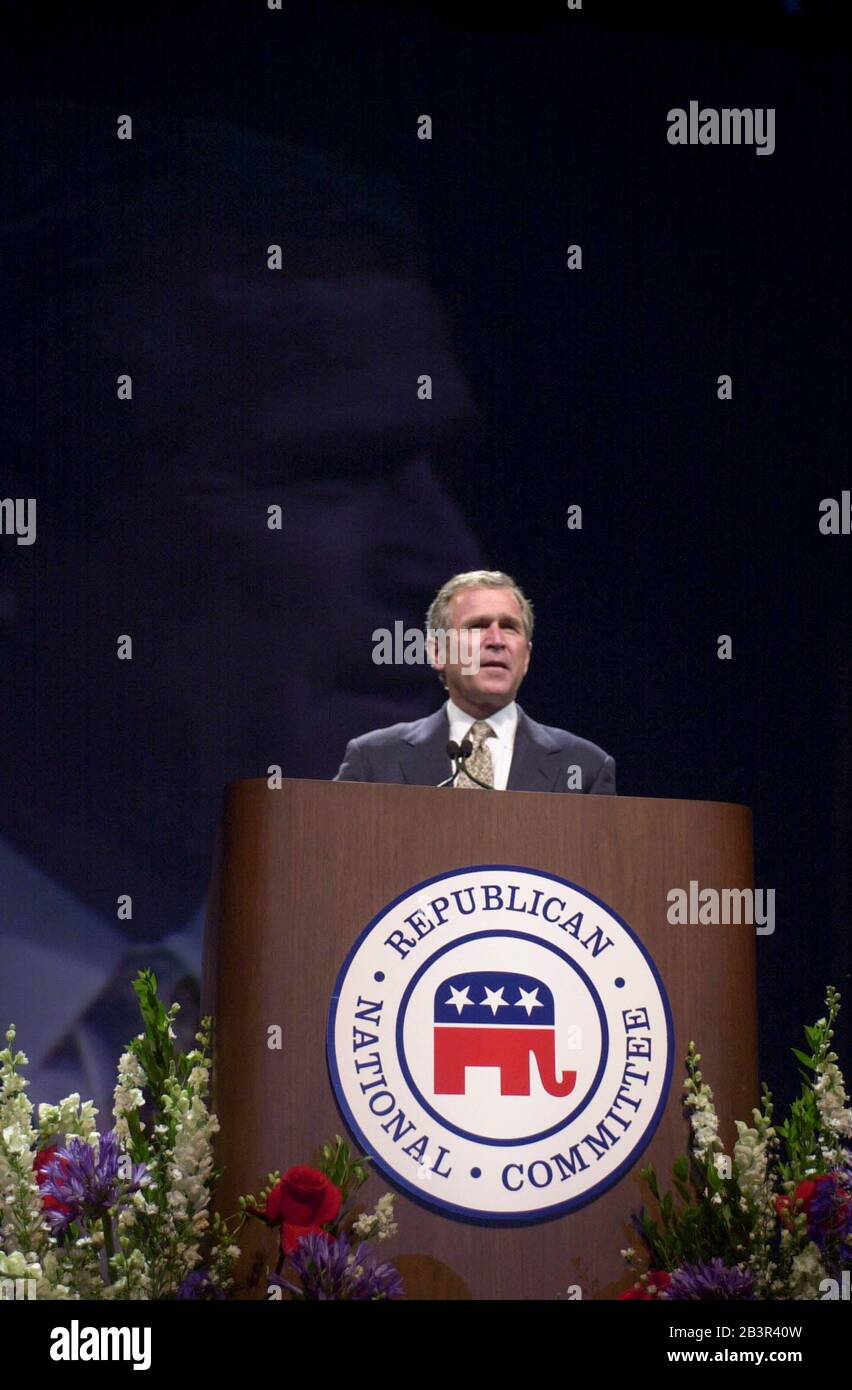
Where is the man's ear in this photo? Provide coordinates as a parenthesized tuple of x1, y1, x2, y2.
(426, 629, 446, 684)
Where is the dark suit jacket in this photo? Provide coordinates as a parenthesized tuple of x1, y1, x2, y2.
(333, 703, 616, 794)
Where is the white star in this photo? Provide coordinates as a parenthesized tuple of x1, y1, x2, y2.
(444, 984, 473, 1015)
(515, 986, 544, 1017)
(481, 986, 508, 1016)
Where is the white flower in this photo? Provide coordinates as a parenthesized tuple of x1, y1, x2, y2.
(733, 1120, 770, 1203)
(788, 1242, 826, 1300)
(684, 1075, 725, 1160)
(813, 1061, 852, 1143)
(0, 1250, 41, 1281)
(2, 1124, 31, 1156)
(352, 1191, 398, 1242)
(112, 1051, 147, 1142)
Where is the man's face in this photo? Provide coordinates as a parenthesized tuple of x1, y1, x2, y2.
(73, 270, 484, 782)
(435, 586, 531, 713)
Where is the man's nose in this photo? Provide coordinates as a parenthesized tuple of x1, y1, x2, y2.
(484, 622, 505, 645)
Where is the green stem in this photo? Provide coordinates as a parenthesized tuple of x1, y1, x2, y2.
(101, 1215, 116, 1285)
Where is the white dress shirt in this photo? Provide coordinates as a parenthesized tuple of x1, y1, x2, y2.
(0, 835, 205, 1123)
(446, 698, 519, 790)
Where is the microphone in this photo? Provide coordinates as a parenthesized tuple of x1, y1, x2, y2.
(437, 737, 494, 790)
(437, 740, 464, 787)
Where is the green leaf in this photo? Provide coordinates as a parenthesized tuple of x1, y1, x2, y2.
(672, 1154, 690, 1183)
(672, 1178, 692, 1205)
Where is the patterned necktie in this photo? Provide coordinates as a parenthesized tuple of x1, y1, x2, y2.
(456, 720, 495, 789)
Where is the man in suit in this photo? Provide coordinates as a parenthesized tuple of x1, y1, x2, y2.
(334, 570, 616, 794)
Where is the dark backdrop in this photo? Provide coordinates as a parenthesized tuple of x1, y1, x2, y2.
(2, 0, 849, 1111)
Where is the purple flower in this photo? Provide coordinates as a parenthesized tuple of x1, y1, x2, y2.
(176, 1270, 226, 1300)
(806, 1170, 852, 1252)
(664, 1259, 756, 1300)
(39, 1131, 149, 1235)
(271, 1232, 404, 1300)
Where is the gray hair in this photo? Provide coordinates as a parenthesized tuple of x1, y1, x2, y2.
(426, 570, 534, 643)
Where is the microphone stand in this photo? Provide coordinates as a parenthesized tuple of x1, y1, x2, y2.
(437, 739, 466, 787)
(437, 738, 494, 790)
(455, 751, 494, 790)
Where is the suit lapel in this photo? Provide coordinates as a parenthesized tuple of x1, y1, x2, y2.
(507, 705, 563, 792)
(398, 704, 562, 791)
(399, 706, 452, 786)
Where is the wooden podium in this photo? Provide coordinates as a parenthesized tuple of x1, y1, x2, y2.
(205, 778, 757, 1300)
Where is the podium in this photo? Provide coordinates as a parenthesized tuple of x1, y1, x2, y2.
(205, 778, 756, 1300)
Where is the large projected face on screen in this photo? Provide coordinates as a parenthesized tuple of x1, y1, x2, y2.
(112, 265, 483, 784)
(0, 113, 483, 923)
(0, 112, 484, 1126)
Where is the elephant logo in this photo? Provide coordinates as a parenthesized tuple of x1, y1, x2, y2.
(433, 970, 576, 1098)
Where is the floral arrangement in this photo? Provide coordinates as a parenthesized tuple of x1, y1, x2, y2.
(619, 985, 852, 1300)
(0, 971, 239, 1299)
(243, 1139, 403, 1300)
(0, 971, 402, 1300)
(16, 968, 846, 1302)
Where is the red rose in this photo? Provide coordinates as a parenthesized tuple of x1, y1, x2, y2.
(775, 1177, 823, 1230)
(34, 1144, 59, 1180)
(249, 1166, 342, 1256)
(618, 1270, 672, 1300)
(33, 1145, 73, 1217)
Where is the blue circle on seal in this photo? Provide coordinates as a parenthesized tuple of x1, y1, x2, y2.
(396, 929, 608, 1147)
